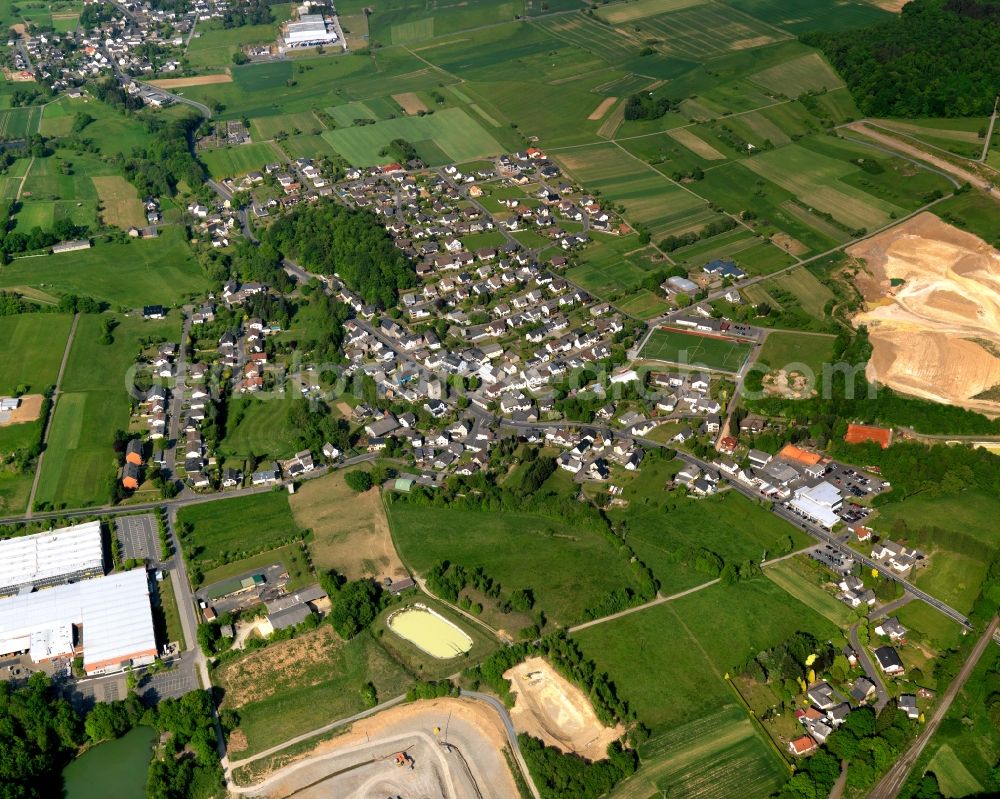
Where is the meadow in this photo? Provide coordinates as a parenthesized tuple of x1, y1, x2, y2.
(386, 500, 643, 627)
(0, 313, 73, 394)
(186, 7, 292, 70)
(756, 330, 836, 375)
(177, 491, 305, 578)
(0, 228, 208, 307)
(220, 395, 303, 461)
(763, 557, 853, 628)
(321, 107, 503, 166)
(0, 106, 42, 139)
(640, 328, 753, 372)
(92, 175, 147, 229)
(200, 142, 281, 179)
(34, 315, 177, 509)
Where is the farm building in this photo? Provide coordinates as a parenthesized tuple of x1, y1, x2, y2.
(0, 568, 157, 675)
(51, 239, 91, 254)
(0, 521, 104, 597)
(661, 275, 698, 296)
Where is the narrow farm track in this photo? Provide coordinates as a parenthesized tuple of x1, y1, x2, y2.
(15, 155, 34, 201)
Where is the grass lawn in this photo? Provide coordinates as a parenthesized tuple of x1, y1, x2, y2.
(220, 396, 303, 460)
(0, 228, 208, 307)
(873, 490, 1000, 552)
(924, 744, 985, 798)
(200, 142, 282, 179)
(34, 315, 177, 509)
(199, 542, 313, 592)
(895, 601, 965, 653)
(757, 331, 836, 375)
(913, 553, 987, 617)
(764, 557, 853, 628)
(217, 626, 413, 757)
(290, 471, 406, 580)
(575, 579, 840, 733)
(385, 499, 643, 628)
(640, 328, 753, 373)
(156, 575, 186, 650)
(0, 313, 73, 394)
(178, 491, 305, 577)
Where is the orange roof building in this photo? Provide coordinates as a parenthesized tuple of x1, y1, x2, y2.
(788, 736, 818, 756)
(845, 424, 892, 448)
(778, 444, 822, 466)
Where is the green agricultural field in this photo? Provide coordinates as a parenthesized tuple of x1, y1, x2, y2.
(177, 491, 304, 576)
(200, 142, 281, 179)
(250, 111, 324, 139)
(321, 107, 503, 166)
(608, 470, 808, 593)
(0, 228, 208, 307)
(232, 60, 295, 92)
(34, 315, 177, 509)
(565, 234, 664, 298)
(748, 52, 843, 96)
(217, 628, 413, 757)
(0, 106, 42, 140)
(756, 331, 836, 375)
(576, 579, 840, 732)
(871, 117, 987, 159)
(768, 267, 835, 317)
(0, 313, 73, 394)
(640, 328, 753, 372)
(764, 557, 852, 628)
(386, 500, 644, 627)
(186, 14, 289, 70)
(220, 395, 303, 461)
(609, 706, 788, 799)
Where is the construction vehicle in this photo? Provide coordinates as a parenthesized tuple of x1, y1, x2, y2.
(393, 751, 414, 769)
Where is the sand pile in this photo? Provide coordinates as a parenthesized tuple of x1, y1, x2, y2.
(850, 212, 1000, 413)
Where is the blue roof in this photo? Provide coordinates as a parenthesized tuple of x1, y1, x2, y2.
(704, 259, 745, 277)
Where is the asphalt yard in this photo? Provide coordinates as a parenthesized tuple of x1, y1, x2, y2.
(115, 513, 161, 562)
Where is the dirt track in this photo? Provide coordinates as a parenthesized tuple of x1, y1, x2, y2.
(850, 212, 1000, 413)
(241, 697, 518, 799)
(149, 73, 232, 88)
(505, 657, 623, 760)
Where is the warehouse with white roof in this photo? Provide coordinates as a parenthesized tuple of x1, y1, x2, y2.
(0, 568, 157, 674)
(283, 14, 338, 47)
(789, 481, 843, 529)
(0, 521, 104, 596)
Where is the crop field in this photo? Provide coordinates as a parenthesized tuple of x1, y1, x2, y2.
(279, 133, 338, 158)
(767, 267, 835, 317)
(200, 142, 281, 179)
(555, 144, 721, 238)
(609, 707, 787, 799)
(597, 0, 707, 24)
(250, 111, 324, 139)
(0, 227, 208, 306)
(748, 52, 843, 96)
(177, 491, 304, 575)
(533, 14, 643, 62)
(92, 175, 147, 229)
(0, 106, 42, 139)
(576, 579, 839, 732)
(232, 60, 294, 92)
(565, 235, 663, 297)
(608, 471, 808, 592)
(325, 100, 381, 127)
(0, 313, 73, 394)
(635, 5, 792, 61)
(368, 0, 519, 44)
(386, 501, 643, 628)
(322, 107, 503, 166)
(34, 315, 176, 509)
(743, 143, 904, 231)
(220, 395, 302, 460)
(756, 330, 836, 375)
(869, 117, 986, 159)
(217, 627, 413, 757)
(640, 328, 753, 372)
(721, 0, 891, 33)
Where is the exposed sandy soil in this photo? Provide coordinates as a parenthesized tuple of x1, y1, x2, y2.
(243, 697, 518, 799)
(772, 231, 809, 256)
(149, 73, 232, 88)
(763, 369, 816, 398)
(393, 92, 427, 115)
(505, 657, 624, 761)
(850, 212, 1000, 413)
(289, 471, 408, 581)
(588, 97, 618, 121)
(867, 0, 908, 11)
(0, 394, 42, 426)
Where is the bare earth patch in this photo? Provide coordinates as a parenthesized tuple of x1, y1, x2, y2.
(667, 127, 726, 160)
(393, 92, 428, 115)
(149, 73, 233, 88)
(850, 212, 1000, 414)
(289, 471, 408, 581)
(504, 657, 624, 761)
(763, 369, 816, 399)
(588, 97, 618, 121)
(866, 0, 908, 11)
(771, 231, 808, 256)
(0, 394, 42, 426)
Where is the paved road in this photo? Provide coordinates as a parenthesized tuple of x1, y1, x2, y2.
(848, 622, 890, 712)
(462, 690, 542, 799)
(867, 616, 1000, 799)
(26, 312, 79, 517)
(980, 97, 999, 163)
(163, 308, 193, 479)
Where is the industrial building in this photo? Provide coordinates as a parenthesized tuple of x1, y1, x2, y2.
(0, 569, 157, 675)
(0, 521, 104, 596)
(789, 481, 843, 529)
(283, 14, 338, 47)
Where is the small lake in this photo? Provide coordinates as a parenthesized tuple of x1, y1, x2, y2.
(62, 726, 156, 799)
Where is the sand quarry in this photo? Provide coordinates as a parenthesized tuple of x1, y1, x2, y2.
(505, 657, 624, 761)
(850, 212, 1000, 414)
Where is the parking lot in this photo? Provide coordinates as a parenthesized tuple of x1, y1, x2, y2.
(115, 514, 162, 563)
(823, 463, 889, 500)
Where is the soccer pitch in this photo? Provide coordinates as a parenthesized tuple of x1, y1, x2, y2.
(640, 328, 753, 373)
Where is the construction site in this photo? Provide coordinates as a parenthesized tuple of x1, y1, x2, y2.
(243, 697, 519, 799)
